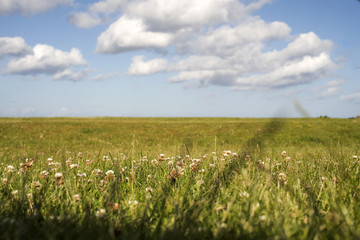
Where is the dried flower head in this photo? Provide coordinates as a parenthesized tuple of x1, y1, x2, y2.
(54, 172, 63, 185)
(86, 159, 93, 165)
(281, 151, 287, 157)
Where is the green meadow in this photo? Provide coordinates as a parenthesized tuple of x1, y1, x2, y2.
(0, 117, 360, 239)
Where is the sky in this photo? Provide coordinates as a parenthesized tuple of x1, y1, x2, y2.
(0, 0, 359, 118)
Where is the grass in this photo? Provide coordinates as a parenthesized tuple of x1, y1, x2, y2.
(0, 117, 360, 239)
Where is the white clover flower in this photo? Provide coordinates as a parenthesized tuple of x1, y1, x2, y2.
(69, 164, 78, 169)
(147, 175, 152, 179)
(47, 158, 53, 162)
(198, 169, 205, 173)
(2, 178, 7, 184)
(39, 170, 49, 179)
(92, 169, 103, 177)
(96, 209, 106, 218)
(240, 191, 249, 198)
(7, 165, 15, 173)
(145, 187, 153, 193)
(55, 172, 63, 179)
(281, 151, 287, 157)
(209, 164, 216, 169)
(168, 161, 173, 167)
(106, 170, 115, 180)
(353, 155, 358, 160)
(102, 156, 110, 161)
(159, 153, 165, 158)
(73, 194, 81, 201)
(151, 159, 159, 166)
(11, 190, 18, 196)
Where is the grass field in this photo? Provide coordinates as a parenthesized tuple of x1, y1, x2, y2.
(1, 117, 360, 239)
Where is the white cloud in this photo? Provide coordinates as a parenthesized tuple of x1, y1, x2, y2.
(0, 0, 73, 15)
(67, 12, 103, 28)
(90, 0, 337, 90)
(0, 36, 32, 57)
(127, 55, 167, 75)
(7, 44, 87, 75)
(90, 72, 119, 81)
(96, 16, 173, 53)
(341, 90, 360, 103)
(52, 69, 87, 82)
(326, 79, 346, 87)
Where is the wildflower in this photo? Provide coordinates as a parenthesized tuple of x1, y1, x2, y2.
(245, 155, 251, 161)
(147, 175, 152, 180)
(105, 170, 115, 180)
(86, 159, 93, 165)
(284, 157, 291, 162)
(77, 172, 87, 180)
(278, 173, 288, 184)
(77, 152, 83, 158)
(281, 151, 287, 157)
(212, 152, 216, 156)
(176, 161, 185, 168)
(168, 161, 173, 167)
(202, 154, 208, 159)
(232, 152, 238, 158)
(197, 179, 204, 185)
(39, 170, 49, 179)
(353, 155, 358, 160)
(259, 215, 267, 221)
(198, 169, 205, 173)
(223, 150, 231, 157)
(96, 209, 106, 218)
(69, 164, 78, 169)
(2, 178, 7, 184)
(7, 165, 15, 173)
(321, 177, 327, 181)
(145, 187, 153, 193)
(92, 169, 103, 177)
(11, 190, 18, 196)
(54, 172, 63, 185)
(20, 159, 33, 170)
(168, 167, 184, 181)
(32, 181, 41, 190)
(240, 191, 249, 198)
(159, 153, 165, 158)
(190, 163, 198, 172)
(47, 158, 53, 163)
(151, 159, 159, 167)
(66, 158, 72, 166)
(48, 162, 60, 170)
(209, 164, 216, 169)
(113, 203, 120, 211)
(73, 194, 81, 202)
(103, 156, 110, 161)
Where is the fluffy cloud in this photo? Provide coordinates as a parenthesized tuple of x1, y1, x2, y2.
(96, 16, 173, 53)
(0, 37, 32, 57)
(127, 56, 167, 75)
(52, 69, 87, 82)
(91, 0, 336, 90)
(67, 0, 126, 28)
(7, 44, 87, 75)
(0, 0, 73, 15)
(2, 40, 88, 81)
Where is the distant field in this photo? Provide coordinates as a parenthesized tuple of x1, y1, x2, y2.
(0, 117, 360, 239)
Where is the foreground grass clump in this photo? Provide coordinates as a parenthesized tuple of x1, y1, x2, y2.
(0, 117, 360, 239)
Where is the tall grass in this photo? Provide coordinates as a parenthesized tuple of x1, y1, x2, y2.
(0, 117, 359, 239)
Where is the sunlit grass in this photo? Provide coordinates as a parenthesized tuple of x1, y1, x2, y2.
(0, 117, 360, 239)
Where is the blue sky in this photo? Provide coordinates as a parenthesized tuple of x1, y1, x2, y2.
(0, 0, 359, 118)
